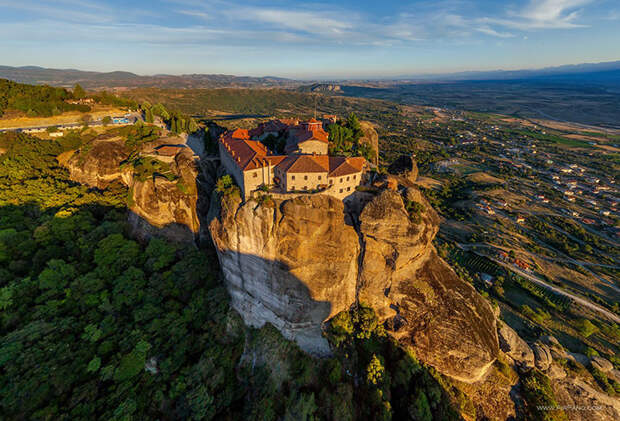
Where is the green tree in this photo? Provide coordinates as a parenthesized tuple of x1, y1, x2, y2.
(366, 354, 385, 385)
(102, 116, 112, 126)
(73, 84, 86, 99)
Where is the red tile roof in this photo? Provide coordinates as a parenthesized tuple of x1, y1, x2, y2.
(220, 129, 271, 170)
(220, 123, 366, 179)
(276, 155, 329, 173)
(155, 144, 186, 156)
(328, 156, 366, 176)
(272, 154, 366, 176)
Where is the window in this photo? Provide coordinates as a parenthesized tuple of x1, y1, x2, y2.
(329, 179, 333, 184)
(339, 189, 343, 193)
(347, 187, 351, 192)
(353, 175, 356, 180)
(340, 178, 343, 183)
(346, 176, 350, 181)
(318, 175, 322, 180)
(253, 172, 258, 178)
(304, 175, 308, 180)
(303, 186, 308, 190)
(292, 175, 295, 180)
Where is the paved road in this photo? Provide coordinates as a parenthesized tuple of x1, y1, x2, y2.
(454, 241, 620, 323)
(493, 258, 620, 324)
(491, 207, 620, 294)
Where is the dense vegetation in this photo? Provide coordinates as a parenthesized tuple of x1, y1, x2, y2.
(328, 113, 375, 160)
(141, 102, 198, 134)
(0, 79, 91, 117)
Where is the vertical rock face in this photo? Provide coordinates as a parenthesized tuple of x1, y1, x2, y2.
(65, 138, 201, 244)
(209, 188, 499, 382)
(128, 150, 201, 243)
(208, 194, 360, 355)
(358, 121, 380, 165)
(357, 190, 438, 319)
(358, 190, 498, 383)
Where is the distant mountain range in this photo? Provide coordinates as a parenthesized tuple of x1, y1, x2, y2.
(393, 60, 620, 84)
(2, 60, 620, 90)
(0, 65, 296, 89)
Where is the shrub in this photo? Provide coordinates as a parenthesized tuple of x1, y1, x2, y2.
(521, 370, 568, 421)
(215, 175, 240, 198)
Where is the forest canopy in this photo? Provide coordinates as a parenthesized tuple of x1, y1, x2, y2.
(0, 79, 91, 117)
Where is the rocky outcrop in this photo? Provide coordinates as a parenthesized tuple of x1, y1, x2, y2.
(359, 121, 379, 165)
(498, 323, 535, 369)
(128, 149, 200, 243)
(532, 342, 553, 371)
(552, 376, 620, 421)
(387, 154, 418, 183)
(209, 194, 360, 355)
(65, 136, 131, 189)
(590, 356, 613, 372)
(547, 363, 567, 380)
(208, 187, 499, 382)
(358, 190, 498, 382)
(65, 135, 201, 243)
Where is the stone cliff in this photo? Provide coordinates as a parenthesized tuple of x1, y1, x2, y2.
(64, 136, 201, 243)
(359, 121, 379, 165)
(127, 149, 201, 243)
(208, 187, 499, 382)
(65, 136, 131, 189)
(209, 194, 359, 355)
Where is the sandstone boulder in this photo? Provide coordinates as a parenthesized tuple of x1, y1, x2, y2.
(540, 335, 562, 348)
(569, 352, 590, 366)
(590, 356, 613, 372)
(387, 154, 418, 183)
(547, 363, 567, 380)
(359, 121, 379, 165)
(532, 342, 553, 371)
(552, 376, 620, 421)
(497, 323, 535, 369)
(65, 136, 130, 189)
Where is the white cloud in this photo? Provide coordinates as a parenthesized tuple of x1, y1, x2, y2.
(177, 10, 210, 20)
(475, 27, 515, 38)
(488, 0, 593, 30)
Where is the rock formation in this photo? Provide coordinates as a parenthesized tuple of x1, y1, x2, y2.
(387, 154, 419, 183)
(65, 136, 201, 243)
(532, 342, 553, 371)
(553, 376, 620, 421)
(128, 150, 200, 243)
(590, 355, 613, 372)
(65, 136, 131, 189)
(358, 121, 379, 165)
(208, 194, 359, 355)
(208, 187, 499, 382)
(498, 323, 535, 369)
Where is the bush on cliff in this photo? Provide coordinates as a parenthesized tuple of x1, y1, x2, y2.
(521, 370, 568, 421)
(215, 175, 240, 198)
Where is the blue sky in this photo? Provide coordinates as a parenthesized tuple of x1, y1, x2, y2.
(1, 0, 619, 79)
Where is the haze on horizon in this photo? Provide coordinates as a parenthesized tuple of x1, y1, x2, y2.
(1, 0, 620, 79)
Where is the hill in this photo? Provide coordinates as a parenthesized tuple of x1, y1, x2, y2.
(0, 66, 297, 89)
